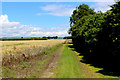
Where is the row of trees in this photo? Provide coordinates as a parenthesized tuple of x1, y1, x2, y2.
(1, 36, 59, 41)
(1, 37, 47, 41)
(69, 2, 120, 75)
(42, 36, 58, 39)
(63, 36, 72, 39)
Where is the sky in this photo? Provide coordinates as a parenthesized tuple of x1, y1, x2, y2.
(1, 0, 115, 2)
(0, 1, 115, 37)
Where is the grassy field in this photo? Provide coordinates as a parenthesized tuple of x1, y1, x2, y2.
(1, 39, 65, 54)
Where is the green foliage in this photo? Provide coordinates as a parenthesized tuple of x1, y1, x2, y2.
(42, 36, 58, 39)
(43, 44, 63, 55)
(69, 4, 95, 34)
(17, 61, 29, 69)
(2, 67, 16, 77)
(17, 61, 26, 67)
(63, 36, 72, 39)
(69, 2, 120, 76)
(22, 65, 29, 69)
(0, 36, 59, 41)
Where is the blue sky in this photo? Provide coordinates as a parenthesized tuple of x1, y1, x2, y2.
(0, 1, 115, 37)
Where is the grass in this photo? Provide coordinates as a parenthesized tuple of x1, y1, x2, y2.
(28, 44, 63, 78)
(2, 67, 16, 77)
(26, 44, 63, 78)
(67, 44, 118, 78)
(2, 43, 119, 78)
(55, 44, 84, 78)
(17, 61, 29, 69)
(2, 61, 29, 78)
(54, 44, 118, 78)
(27, 59, 47, 78)
(2, 43, 63, 78)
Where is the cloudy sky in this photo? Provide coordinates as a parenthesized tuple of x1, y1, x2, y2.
(0, 1, 115, 37)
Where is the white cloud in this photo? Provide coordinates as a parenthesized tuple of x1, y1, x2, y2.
(60, 24, 70, 26)
(92, 2, 115, 12)
(37, 4, 75, 16)
(50, 27, 68, 31)
(48, 8, 75, 16)
(40, 4, 71, 11)
(29, 31, 68, 36)
(0, 14, 69, 37)
(38, 3, 116, 16)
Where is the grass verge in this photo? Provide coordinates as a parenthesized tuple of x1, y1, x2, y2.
(54, 44, 118, 78)
(55, 44, 84, 78)
(68, 44, 118, 78)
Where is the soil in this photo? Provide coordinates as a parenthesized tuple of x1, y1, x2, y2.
(40, 45, 64, 78)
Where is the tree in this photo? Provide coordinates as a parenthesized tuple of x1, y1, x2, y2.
(69, 4, 96, 52)
(95, 2, 120, 72)
(69, 2, 120, 75)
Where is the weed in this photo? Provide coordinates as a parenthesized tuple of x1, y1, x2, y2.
(2, 67, 16, 77)
(22, 65, 29, 69)
(17, 61, 26, 67)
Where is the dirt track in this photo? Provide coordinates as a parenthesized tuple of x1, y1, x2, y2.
(40, 45, 64, 78)
(2, 43, 118, 78)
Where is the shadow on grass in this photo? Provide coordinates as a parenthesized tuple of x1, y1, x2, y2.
(68, 44, 120, 77)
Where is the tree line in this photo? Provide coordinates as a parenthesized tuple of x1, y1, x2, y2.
(42, 36, 58, 39)
(0, 36, 59, 41)
(0, 37, 47, 41)
(69, 2, 120, 76)
(1, 36, 73, 41)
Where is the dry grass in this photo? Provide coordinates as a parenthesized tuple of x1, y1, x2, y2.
(1, 39, 65, 54)
(1, 39, 65, 66)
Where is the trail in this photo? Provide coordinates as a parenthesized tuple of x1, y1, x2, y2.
(40, 44, 116, 78)
(3, 43, 117, 78)
(40, 44, 64, 78)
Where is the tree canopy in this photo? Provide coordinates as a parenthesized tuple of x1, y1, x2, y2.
(69, 2, 120, 76)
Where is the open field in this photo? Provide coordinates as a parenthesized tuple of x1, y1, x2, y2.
(1, 39, 65, 54)
(0, 39, 65, 54)
(1, 39, 66, 66)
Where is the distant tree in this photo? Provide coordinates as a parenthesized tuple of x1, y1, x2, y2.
(47, 36, 50, 39)
(42, 36, 46, 38)
(55, 36, 58, 39)
(63, 36, 72, 39)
